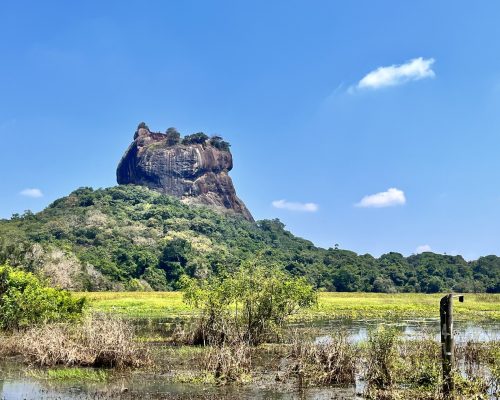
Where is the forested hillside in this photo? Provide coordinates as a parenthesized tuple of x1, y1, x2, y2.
(0, 185, 498, 292)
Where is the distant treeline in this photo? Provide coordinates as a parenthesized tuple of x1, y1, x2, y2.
(0, 185, 498, 293)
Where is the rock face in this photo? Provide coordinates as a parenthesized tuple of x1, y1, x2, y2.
(117, 127, 254, 221)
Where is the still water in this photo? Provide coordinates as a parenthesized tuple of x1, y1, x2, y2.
(1, 318, 498, 400)
(0, 373, 359, 400)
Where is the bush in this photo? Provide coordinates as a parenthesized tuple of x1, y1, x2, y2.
(0, 265, 85, 330)
(181, 261, 317, 345)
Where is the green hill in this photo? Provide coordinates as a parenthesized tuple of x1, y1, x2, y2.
(0, 185, 498, 293)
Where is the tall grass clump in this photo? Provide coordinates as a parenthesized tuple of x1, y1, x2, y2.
(488, 341, 500, 396)
(11, 313, 148, 368)
(455, 339, 499, 397)
(399, 336, 441, 398)
(364, 325, 401, 398)
(284, 330, 357, 387)
(361, 329, 496, 399)
(203, 341, 252, 385)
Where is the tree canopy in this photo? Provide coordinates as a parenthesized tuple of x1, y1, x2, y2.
(0, 185, 497, 293)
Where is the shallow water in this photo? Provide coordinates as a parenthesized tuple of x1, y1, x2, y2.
(301, 318, 500, 343)
(134, 316, 500, 344)
(1, 318, 498, 399)
(0, 374, 360, 400)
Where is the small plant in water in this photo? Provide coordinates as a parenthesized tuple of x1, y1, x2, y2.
(284, 330, 357, 387)
(203, 341, 252, 385)
(47, 367, 109, 382)
(364, 325, 401, 398)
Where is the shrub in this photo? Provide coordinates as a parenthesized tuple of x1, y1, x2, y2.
(181, 261, 317, 345)
(0, 265, 85, 330)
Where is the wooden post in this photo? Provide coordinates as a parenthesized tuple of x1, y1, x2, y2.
(440, 293, 455, 398)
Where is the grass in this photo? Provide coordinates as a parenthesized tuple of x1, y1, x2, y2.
(75, 292, 500, 322)
(7, 313, 149, 368)
(47, 367, 108, 381)
(77, 291, 191, 319)
(311, 292, 500, 321)
(30, 367, 109, 382)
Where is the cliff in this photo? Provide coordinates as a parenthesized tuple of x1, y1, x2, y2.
(116, 125, 254, 221)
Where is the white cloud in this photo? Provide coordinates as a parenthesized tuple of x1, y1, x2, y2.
(356, 57, 435, 90)
(355, 188, 406, 208)
(416, 244, 432, 254)
(272, 199, 319, 212)
(20, 188, 43, 198)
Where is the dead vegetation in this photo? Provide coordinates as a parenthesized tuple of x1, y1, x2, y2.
(203, 341, 252, 384)
(171, 317, 232, 347)
(0, 313, 149, 368)
(282, 330, 357, 387)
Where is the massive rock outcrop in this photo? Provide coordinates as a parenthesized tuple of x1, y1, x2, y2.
(117, 125, 254, 221)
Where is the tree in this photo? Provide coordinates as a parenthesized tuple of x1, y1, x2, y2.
(182, 132, 209, 145)
(158, 238, 192, 284)
(333, 265, 361, 292)
(142, 266, 169, 291)
(209, 135, 231, 151)
(165, 127, 181, 146)
(372, 277, 397, 293)
(422, 276, 444, 293)
(181, 261, 317, 345)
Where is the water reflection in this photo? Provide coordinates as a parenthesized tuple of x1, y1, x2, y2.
(292, 319, 500, 343)
(0, 376, 360, 400)
(1, 318, 498, 400)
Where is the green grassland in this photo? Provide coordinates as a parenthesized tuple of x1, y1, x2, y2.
(77, 292, 500, 321)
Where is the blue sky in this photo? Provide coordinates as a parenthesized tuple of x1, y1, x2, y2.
(1, 1, 500, 259)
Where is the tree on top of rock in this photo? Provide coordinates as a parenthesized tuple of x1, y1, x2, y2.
(209, 135, 231, 151)
(165, 127, 181, 146)
(182, 132, 209, 145)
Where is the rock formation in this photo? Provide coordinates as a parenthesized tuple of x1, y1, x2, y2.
(117, 125, 254, 221)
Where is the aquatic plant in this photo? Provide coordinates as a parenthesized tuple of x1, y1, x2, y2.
(364, 325, 401, 397)
(203, 341, 252, 385)
(284, 330, 357, 387)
